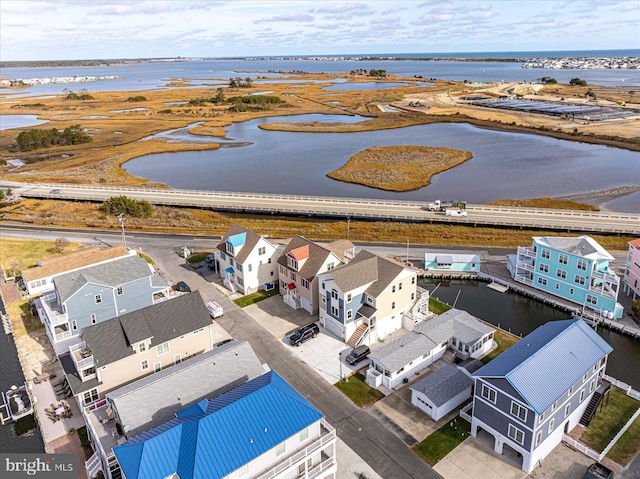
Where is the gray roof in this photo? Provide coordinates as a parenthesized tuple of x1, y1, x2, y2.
(54, 255, 168, 304)
(216, 223, 272, 264)
(277, 235, 336, 281)
(369, 333, 437, 372)
(321, 239, 355, 262)
(534, 235, 613, 260)
(107, 340, 265, 437)
(60, 352, 101, 396)
(415, 309, 495, 345)
(82, 292, 213, 367)
(328, 250, 409, 297)
(457, 358, 484, 375)
(357, 304, 377, 319)
(410, 365, 473, 407)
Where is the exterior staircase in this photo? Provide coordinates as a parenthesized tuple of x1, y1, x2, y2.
(579, 382, 610, 427)
(85, 452, 102, 478)
(347, 324, 369, 348)
(283, 294, 300, 310)
(441, 349, 456, 363)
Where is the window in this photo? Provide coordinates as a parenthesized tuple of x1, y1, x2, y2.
(174, 354, 181, 365)
(392, 285, 396, 293)
(268, 258, 272, 264)
(291, 273, 296, 282)
(90, 313, 96, 324)
(586, 294, 598, 305)
(322, 297, 326, 304)
(539, 263, 549, 273)
(299, 427, 309, 442)
(141, 360, 149, 371)
(574, 275, 586, 285)
(539, 412, 545, 424)
(237, 277, 244, 286)
(236, 464, 249, 477)
(556, 269, 567, 279)
(569, 385, 574, 396)
(541, 248, 550, 259)
(481, 384, 497, 403)
(95, 294, 102, 304)
(548, 418, 555, 434)
(559, 253, 568, 265)
(327, 262, 335, 270)
(301, 278, 309, 289)
(346, 293, 352, 303)
(391, 301, 396, 310)
(555, 283, 560, 290)
(156, 342, 170, 356)
(139, 342, 146, 353)
(508, 424, 525, 445)
(280, 280, 286, 289)
(236, 263, 243, 272)
(564, 403, 571, 418)
(331, 289, 338, 300)
(551, 401, 557, 412)
(248, 264, 253, 272)
(412, 277, 415, 284)
(117, 286, 123, 296)
(83, 389, 99, 406)
(580, 389, 585, 402)
(229, 258, 234, 267)
(577, 259, 587, 270)
(347, 310, 352, 320)
(287, 257, 298, 270)
(590, 380, 595, 393)
(511, 401, 528, 422)
(535, 431, 542, 447)
(270, 271, 274, 276)
(399, 282, 403, 290)
(275, 441, 286, 456)
(258, 247, 266, 255)
(570, 288, 574, 295)
(411, 293, 415, 300)
(331, 306, 338, 316)
(220, 252, 226, 261)
(322, 282, 325, 290)
(72, 320, 78, 331)
(367, 296, 373, 304)
(538, 278, 548, 286)
(154, 362, 162, 373)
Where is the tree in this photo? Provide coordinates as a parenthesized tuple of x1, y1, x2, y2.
(8, 258, 23, 278)
(569, 78, 587, 86)
(99, 195, 152, 218)
(215, 88, 225, 103)
(54, 237, 70, 253)
(6, 188, 12, 196)
(0, 190, 4, 201)
(632, 298, 640, 320)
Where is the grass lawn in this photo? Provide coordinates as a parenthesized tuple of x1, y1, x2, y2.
(413, 417, 471, 466)
(582, 386, 640, 454)
(0, 237, 81, 271)
(429, 297, 452, 315)
(334, 373, 385, 407)
(480, 328, 521, 364)
(6, 298, 44, 336)
(233, 288, 279, 308)
(606, 414, 640, 466)
(186, 252, 210, 265)
(137, 251, 155, 265)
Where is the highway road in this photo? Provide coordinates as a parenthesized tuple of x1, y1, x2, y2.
(3, 180, 639, 235)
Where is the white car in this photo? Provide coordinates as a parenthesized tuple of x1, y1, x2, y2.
(206, 300, 224, 318)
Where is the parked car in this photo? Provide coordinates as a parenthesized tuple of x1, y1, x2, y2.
(173, 281, 191, 293)
(346, 345, 370, 365)
(214, 338, 236, 348)
(289, 323, 320, 347)
(205, 253, 216, 263)
(582, 463, 613, 479)
(206, 300, 224, 319)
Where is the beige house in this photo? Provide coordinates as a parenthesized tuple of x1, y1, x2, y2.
(22, 246, 133, 296)
(277, 235, 355, 314)
(60, 292, 226, 409)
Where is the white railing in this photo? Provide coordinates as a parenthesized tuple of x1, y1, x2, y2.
(39, 294, 68, 326)
(602, 374, 640, 400)
(284, 294, 301, 310)
(601, 407, 640, 457)
(517, 246, 536, 258)
(55, 329, 73, 341)
(254, 420, 336, 479)
(459, 402, 473, 422)
(516, 262, 535, 272)
(85, 451, 103, 478)
(514, 274, 534, 286)
(307, 456, 337, 479)
(588, 284, 617, 299)
(70, 342, 95, 371)
(562, 435, 601, 461)
(591, 270, 620, 283)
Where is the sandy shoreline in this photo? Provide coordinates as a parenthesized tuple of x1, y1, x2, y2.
(556, 186, 640, 211)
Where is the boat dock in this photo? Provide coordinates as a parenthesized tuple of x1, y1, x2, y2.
(0, 392, 12, 425)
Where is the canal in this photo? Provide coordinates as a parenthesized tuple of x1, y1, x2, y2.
(0, 297, 44, 453)
(420, 279, 640, 390)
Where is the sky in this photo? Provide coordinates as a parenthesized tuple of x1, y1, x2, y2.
(1, 0, 639, 61)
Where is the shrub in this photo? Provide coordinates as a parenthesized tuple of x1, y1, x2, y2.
(632, 299, 640, 320)
(15, 125, 91, 151)
(126, 95, 147, 102)
(99, 195, 152, 218)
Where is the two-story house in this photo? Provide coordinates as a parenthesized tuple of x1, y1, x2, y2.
(623, 238, 640, 300)
(22, 246, 132, 296)
(36, 254, 171, 355)
(113, 371, 337, 479)
(59, 291, 226, 410)
(507, 235, 623, 319)
(278, 235, 355, 314)
(318, 250, 418, 346)
(216, 223, 279, 295)
(471, 318, 612, 474)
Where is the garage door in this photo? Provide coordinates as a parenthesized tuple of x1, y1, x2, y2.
(300, 297, 312, 315)
(323, 316, 343, 340)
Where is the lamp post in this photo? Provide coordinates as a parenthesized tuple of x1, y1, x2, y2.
(117, 213, 127, 248)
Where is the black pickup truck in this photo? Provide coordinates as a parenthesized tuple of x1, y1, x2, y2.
(582, 462, 614, 479)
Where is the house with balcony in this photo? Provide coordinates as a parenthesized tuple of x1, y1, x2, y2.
(113, 371, 337, 479)
(471, 318, 612, 474)
(317, 250, 418, 346)
(278, 235, 355, 315)
(22, 246, 132, 296)
(59, 292, 225, 410)
(365, 308, 495, 390)
(216, 223, 279, 295)
(623, 238, 640, 300)
(507, 236, 623, 319)
(36, 254, 171, 355)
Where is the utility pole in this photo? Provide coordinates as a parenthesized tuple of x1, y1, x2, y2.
(117, 213, 127, 248)
(346, 217, 351, 241)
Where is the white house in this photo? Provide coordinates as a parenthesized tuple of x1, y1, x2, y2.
(317, 250, 418, 347)
(411, 365, 474, 421)
(366, 308, 495, 390)
(216, 223, 279, 295)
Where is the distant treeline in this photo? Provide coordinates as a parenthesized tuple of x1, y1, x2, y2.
(14, 125, 92, 152)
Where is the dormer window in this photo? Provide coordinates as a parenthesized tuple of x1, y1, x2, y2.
(287, 257, 299, 271)
(226, 243, 235, 256)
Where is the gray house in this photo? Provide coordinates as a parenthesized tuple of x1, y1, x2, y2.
(471, 319, 612, 473)
(37, 254, 171, 355)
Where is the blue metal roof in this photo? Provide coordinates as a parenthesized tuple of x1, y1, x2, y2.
(226, 233, 246, 248)
(473, 319, 612, 414)
(114, 371, 323, 479)
(225, 267, 234, 274)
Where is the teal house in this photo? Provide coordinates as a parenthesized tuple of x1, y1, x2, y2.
(507, 236, 622, 319)
(424, 253, 480, 272)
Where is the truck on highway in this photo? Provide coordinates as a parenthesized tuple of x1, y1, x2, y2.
(445, 209, 468, 217)
(426, 199, 466, 212)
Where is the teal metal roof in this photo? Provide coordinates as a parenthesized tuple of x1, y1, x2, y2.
(473, 319, 612, 414)
(226, 233, 246, 248)
(114, 371, 323, 479)
(225, 267, 234, 274)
